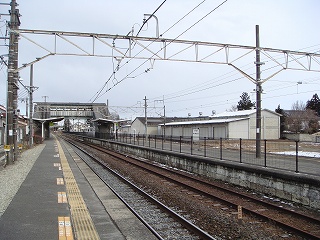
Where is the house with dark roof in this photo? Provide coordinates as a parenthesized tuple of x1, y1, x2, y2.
(0, 105, 30, 145)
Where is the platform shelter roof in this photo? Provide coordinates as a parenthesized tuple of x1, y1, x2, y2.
(33, 117, 64, 123)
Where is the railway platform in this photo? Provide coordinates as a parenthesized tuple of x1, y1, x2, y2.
(0, 136, 157, 240)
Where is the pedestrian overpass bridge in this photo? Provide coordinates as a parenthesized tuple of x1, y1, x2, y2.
(34, 102, 109, 119)
(33, 102, 110, 138)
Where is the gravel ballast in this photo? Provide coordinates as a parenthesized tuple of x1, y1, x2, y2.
(0, 144, 45, 217)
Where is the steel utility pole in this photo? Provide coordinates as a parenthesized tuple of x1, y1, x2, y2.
(29, 64, 34, 147)
(144, 96, 148, 137)
(255, 25, 262, 158)
(6, 0, 20, 164)
(42, 95, 49, 102)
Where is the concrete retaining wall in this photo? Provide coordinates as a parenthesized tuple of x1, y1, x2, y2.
(94, 138, 320, 210)
(283, 133, 315, 142)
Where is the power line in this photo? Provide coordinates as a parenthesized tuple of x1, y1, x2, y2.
(165, 76, 243, 101)
(90, 0, 227, 102)
(92, 0, 229, 102)
(170, 0, 228, 41)
(160, 0, 206, 37)
(89, 0, 168, 103)
(162, 43, 319, 105)
(150, 65, 252, 102)
(116, 40, 319, 117)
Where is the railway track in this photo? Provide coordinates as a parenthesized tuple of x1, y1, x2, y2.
(60, 135, 215, 240)
(63, 134, 320, 239)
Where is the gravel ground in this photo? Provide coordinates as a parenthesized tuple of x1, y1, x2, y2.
(0, 144, 45, 217)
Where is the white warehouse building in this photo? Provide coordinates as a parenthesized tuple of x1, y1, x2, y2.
(160, 109, 281, 139)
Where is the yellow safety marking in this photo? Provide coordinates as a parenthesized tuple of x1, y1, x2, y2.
(58, 216, 65, 239)
(65, 217, 73, 239)
(55, 138, 100, 240)
(58, 192, 67, 203)
(62, 192, 67, 203)
(58, 192, 62, 203)
(58, 216, 74, 240)
(57, 178, 65, 185)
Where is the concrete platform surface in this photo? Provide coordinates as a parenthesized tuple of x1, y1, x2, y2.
(0, 136, 157, 240)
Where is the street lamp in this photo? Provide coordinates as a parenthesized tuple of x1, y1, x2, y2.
(297, 81, 302, 94)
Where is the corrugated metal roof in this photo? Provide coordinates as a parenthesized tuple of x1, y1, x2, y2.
(211, 109, 256, 118)
(161, 117, 248, 126)
(211, 109, 282, 118)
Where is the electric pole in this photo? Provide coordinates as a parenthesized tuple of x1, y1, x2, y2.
(42, 95, 49, 102)
(29, 64, 34, 147)
(42, 95, 49, 119)
(255, 25, 262, 158)
(6, 0, 20, 164)
(144, 96, 148, 137)
(163, 104, 166, 138)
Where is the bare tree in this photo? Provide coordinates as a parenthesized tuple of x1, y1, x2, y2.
(291, 100, 306, 111)
(285, 101, 319, 133)
(226, 105, 238, 112)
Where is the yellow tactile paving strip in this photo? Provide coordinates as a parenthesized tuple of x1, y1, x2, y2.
(56, 139, 100, 240)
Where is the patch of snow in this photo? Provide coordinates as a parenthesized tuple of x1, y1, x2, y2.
(271, 151, 320, 158)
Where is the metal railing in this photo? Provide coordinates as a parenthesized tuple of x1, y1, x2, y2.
(83, 132, 320, 176)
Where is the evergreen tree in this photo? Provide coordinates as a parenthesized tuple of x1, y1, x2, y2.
(275, 104, 286, 134)
(306, 93, 320, 116)
(237, 92, 255, 110)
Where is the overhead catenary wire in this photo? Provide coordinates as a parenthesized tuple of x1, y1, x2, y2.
(92, 0, 229, 102)
(162, 43, 320, 108)
(90, 0, 220, 102)
(89, 0, 168, 103)
(94, 0, 318, 115)
(163, 43, 320, 103)
(149, 64, 253, 102)
(165, 76, 244, 101)
(167, 75, 320, 115)
(106, 38, 319, 117)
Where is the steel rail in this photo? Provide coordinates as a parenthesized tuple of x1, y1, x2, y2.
(79, 136, 320, 240)
(62, 135, 216, 240)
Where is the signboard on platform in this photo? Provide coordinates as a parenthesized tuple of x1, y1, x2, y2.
(4, 145, 10, 152)
(192, 128, 200, 141)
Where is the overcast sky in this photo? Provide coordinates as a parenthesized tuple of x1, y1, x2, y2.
(1, 0, 319, 120)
